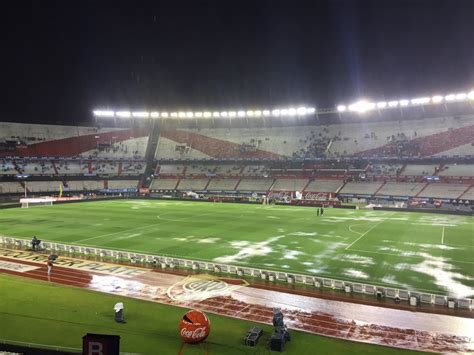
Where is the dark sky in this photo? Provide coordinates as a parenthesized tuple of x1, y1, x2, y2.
(1, 0, 473, 125)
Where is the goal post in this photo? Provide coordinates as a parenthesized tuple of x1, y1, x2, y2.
(20, 197, 55, 208)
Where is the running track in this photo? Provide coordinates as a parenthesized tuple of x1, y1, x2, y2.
(1, 256, 473, 353)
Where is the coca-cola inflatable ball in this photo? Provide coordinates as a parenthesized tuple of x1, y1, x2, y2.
(179, 310, 211, 343)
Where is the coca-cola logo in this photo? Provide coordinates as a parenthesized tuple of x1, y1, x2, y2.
(304, 192, 328, 201)
(181, 327, 208, 339)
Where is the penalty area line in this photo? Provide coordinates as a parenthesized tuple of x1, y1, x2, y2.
(345, 220, 384, 250)
(441, 227, 445, 245)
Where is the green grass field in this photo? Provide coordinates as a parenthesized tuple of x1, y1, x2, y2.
(1, 199, 473, 297)
(0, 274, 422, 354)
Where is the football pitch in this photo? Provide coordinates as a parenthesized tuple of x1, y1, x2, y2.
(1, 199, 473, 297)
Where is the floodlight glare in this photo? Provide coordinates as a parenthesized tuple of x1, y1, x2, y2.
(228, 111, 237, 117)
(337, 105, 346, 112)
(237, 111, 246, 117)
(445, 94, 456, 101)
(150, 112, 159, 118)
(388, 101, 399, 107)
(296, 107, 307, 115)
(376, 102, 387, 109)
(132, 111, 149, 118)
(306, 107, 316, 114)
(178, 112, 186, 118)
(170, 112, 178, 118)
(186, 112, 194, 118)
(455, 93, 467, 100)
(203, 112, 212, 118)
(254, 110, 262, 117)
(93, 110, 114, 117)
(411, 97, 430, 105)
(348, 101, 375, 113)
(246, 110, 254, 116)
(399, 100, 409, 106)
(220, 111, 228, 117)
(288, 108, 297, 116)
(432, 95, 443, 103)
(262, 110, 271, 116)
(280, 108, 289, 116)
(160, 112, 169, 118)
(195, 112, 203, 118)
(116, 111, 131, 118)
(272, 109, 281, 116)
(213, 112, 220, 118)
(468, 91, 474, 100)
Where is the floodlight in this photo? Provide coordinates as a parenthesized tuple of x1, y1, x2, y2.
(468, 91, 474, 100)
(399, 100, 409, 106)
(288, 108, 297, 116)
(306, 107, 316, 114)
(178, 112, 186, 118)
(337, 105, 346, 112)
(348, 101, 375, 113)
(195, 112, 203, 118)
(280, 108, 289, 115)
(161, 112, 169, 118)
(150, 112, 159, 118)
(296, 107, 307, 115)
(203, 112, 212, 118)
(116, 111, 131, 118)
(432, 95, 443, 103)
(237, 111, 246, 117)
(262, 110, 271, 116)
(132, 111, 149, 118)
(93, 110, 114, 117)
(455, 93, 467, 100)
(376, 102, 387, 109)
(254, 110, 262, 117)
(213, 112, 220, 118)
(411, 97, 430, 105)
(246, 110, 254, 116)
(445, 94, 456, 101)
(228, 111, 237, 117)
(186, 112, 194, 118)
(388, 101, 399, 107)
(272, 109, 281, 116)
(220, 111, 228, 117)
(170, 112, 178, 118)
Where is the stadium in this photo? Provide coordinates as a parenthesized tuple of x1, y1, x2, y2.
(2, 1, 474, 354)
(1, 87, 473, 354)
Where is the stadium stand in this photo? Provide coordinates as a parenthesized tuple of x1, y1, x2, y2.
(366, 163, 403, 176)
(206, 178, 239, 191)
(417, 183, 471, 199)
(400, 164, 438, 176)
(339, 182, 383, 195)
(376, 182, 427, 197)
(304, 179, 343, 192)
(150, 178, 179, 190)
(157, 164, 185, 176)
(107, 180, 139, 189)
(438, 164, 474, 177)
(176, 178, 209, 191)
(0, 182, 24, 194)
(0, 159, 18, 175)
(272, 179, 309, 191)
(66, 180, 104, 191)
(237, 178, 274, 192)
(460, 186, 474, 200)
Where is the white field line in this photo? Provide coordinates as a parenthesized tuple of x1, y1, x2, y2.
(348, 224, 363, 236)
(345, 220, 384, 250)
(75, 212, 212, 243)
(441, 227, 445, 245)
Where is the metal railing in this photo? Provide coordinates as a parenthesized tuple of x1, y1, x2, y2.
(1, 236, 471, 311)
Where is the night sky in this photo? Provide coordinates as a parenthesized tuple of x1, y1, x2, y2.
(1, 0, 473, 125)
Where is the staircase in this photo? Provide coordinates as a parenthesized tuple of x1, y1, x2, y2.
(140, 120, 162, 188)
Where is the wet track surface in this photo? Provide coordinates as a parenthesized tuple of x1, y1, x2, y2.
(1, 253, 473, 353)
